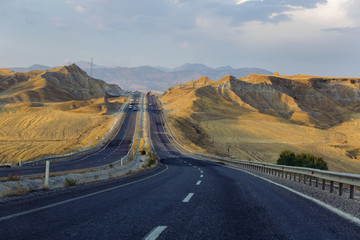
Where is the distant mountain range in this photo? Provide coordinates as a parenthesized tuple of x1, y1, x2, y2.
(8, 62, 272, 91)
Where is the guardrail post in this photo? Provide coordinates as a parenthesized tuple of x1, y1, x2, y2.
(293, 173, 296, 181)
(315, 178, 318, 187)
(339, 183, 343, 196)
(350, 185, 354, 199)
(298, 174, 301, 182)
(322, 179, 326, 190)
(44, 160, 50, 188)
(281, 171, 284, 178)
(303, 175, 307, 184)
(330, 181, 334, 193)
(309, 177, 312, 186)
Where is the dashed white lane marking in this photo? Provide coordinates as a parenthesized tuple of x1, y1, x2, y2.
(200, 175, 203, 178)
(183, 193, 194, 202)
(200, 170, 203, 173)
(196, 180, 201, 185)
(144, 226, 167, 240)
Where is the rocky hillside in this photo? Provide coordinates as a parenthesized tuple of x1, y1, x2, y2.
(164, 74, 360, 129)
(0, 64, 124, 103)
(161, 74, 360, 173)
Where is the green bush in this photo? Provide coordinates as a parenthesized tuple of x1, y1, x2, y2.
(64, 178, 77, 187)
(277, 150, 328, 170)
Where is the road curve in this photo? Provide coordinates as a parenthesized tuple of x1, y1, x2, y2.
(0, 94, 359, 239)
(0, 96, 139, 178)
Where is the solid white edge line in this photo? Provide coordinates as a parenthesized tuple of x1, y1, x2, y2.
(0, 165, 169, 222)
(157, 98, 359, 227)
(196, 180, 201, 185)
(183, 193, 194, 202)
(144, 226, 167, 240)
(226, 165, 360, 227)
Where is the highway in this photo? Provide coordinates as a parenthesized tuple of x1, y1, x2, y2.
(0, 95, 140, 178)
(0, 94, 360, 239)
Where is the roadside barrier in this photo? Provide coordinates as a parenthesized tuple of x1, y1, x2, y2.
(156, 97, 360, 200)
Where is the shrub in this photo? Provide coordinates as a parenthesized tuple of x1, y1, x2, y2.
(277, 150, 328, 170)
(140, 150, 146, 155)
(64, 178, 77, 187)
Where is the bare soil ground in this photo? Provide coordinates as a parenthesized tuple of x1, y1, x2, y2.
(0, 97, 125, 163)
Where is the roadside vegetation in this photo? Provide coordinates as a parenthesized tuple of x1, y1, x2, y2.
(64, 178, 77, 187)
(277, 150, 328, 170)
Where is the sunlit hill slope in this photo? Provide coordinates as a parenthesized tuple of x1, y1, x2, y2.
(0, 63, 123, 102)
(0, 64, 125, 163)
(161, 74, 360, 173)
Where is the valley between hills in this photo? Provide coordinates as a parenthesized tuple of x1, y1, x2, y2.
(1, 64, 360, 174)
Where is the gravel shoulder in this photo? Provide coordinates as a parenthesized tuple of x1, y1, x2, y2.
(0, 154, 150, 200)
(227, 162, 360, 220)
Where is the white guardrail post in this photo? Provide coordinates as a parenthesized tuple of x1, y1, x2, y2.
(44, 160, 50, 188)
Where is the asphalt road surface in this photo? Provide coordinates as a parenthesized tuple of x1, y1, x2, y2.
(0, 96, 139, 178)
(0, 94, 359, 239)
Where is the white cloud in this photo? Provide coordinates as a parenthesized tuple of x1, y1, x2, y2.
(75, 5, 87, 14)
(235, 0, 263, 5)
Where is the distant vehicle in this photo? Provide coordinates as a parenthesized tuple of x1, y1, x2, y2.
(149, 103, 152, 106)
(133, 107, 138, 111)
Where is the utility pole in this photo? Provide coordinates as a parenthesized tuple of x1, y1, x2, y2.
(90, 57, 93, 77)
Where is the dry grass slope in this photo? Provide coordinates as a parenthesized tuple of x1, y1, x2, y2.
(161, 74, 360, 173)
(0, 97, 126, 163)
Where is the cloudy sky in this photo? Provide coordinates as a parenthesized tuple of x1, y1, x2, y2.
(0, 0, 359, 76)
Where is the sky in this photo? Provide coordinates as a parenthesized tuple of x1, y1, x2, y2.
(0, 0, 359, 76)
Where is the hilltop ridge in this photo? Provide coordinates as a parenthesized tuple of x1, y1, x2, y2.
(0, 64, 124, 103)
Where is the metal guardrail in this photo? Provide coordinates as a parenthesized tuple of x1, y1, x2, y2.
(156, 97, 360, 200)
(22, 100, 129, 166)
(230, 160, 360, 199)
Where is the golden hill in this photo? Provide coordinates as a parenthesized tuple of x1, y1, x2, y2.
(0, 64, 127, 163)
(0, 97, 125, 163)
(161, 74, 360, 173)
(0, 64, 124, 103)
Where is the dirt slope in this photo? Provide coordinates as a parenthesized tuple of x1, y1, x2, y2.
(161, 74, 360, 173)
(0, 97, 125, 163)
